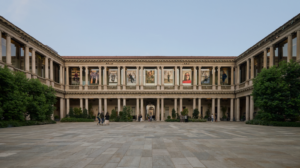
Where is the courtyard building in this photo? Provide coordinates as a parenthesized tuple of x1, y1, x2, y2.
(0, 13, 300, 121)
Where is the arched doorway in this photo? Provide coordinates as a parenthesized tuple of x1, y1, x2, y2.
(145, 100, 156, 120)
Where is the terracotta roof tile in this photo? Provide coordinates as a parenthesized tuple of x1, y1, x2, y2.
(62, 56, 236, 59)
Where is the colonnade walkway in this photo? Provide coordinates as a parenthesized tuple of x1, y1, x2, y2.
(0, 122, 300, 168)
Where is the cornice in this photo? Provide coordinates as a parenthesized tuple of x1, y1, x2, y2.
(0, 16, 64, 62)
(235, 86, 253, 94)
(235, 13, 300, 62)
(65, 91, 235, 95)
(54, 89, 66, 94)
(65, 59, 235, 63)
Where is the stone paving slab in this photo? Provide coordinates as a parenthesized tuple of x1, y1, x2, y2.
(0, 122, 300, 168)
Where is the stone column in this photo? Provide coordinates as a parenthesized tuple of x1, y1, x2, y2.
(193, 98, 196, 110)
(157, 66, 160, 90)
(230, 98, 234, 121)
(217, 98, 220, 121)
(179, 98, 182, 113)
(136, 66, 139, 90)
(66, 98, 70, 115)
(180, 66, 183, 90)
(140, 66, 144, 90)
(44, 57, 48, 79)
(263, 49, 267, 68)
(123, 98, 126, 106)
(193, 66, 197, 90)
(287, 34, 293, 62)
(161, 98, 164, 121)
(212, 98, 215, 121)
(66, 66, 69, 86)
(85, 66, 88, 90)
(297, 30, 300, 62)
(237, 65, 240, 85)
(60, 98, 64, 120)
(122, 66, 126, 90)
(246, 59, 249, 85)
(6, 34, 11, 65)
(49, 58, 53, 85)
(174, 98, 177, 118)
(161, 66, 164, 90)
(174, 66, 178, 90)
(104, 98, 107, 114)
(99, 98, 102, 113)
(118, 98, 120, 114)
(198, 98, 201, 118)
(141, 98, 144, 120)
(98, 66, 102, 90)
(269, 45, 274, 67)
(62, 66, 64, 85)
(231, 66, 234, 90)
(236, 98, 240, 121)
(136, 98, 139, 121)
(250, 96, 254, 120)
(32, 49, 36, 76)
(104, 66, 107, 90)
(246, 96, 249, 121)
(59, 65, 63, 84)
(198, 66, 202, 90)
(156, 98, 160, 121)
(80, 98, 83, 110)
(25, 45, 30, 70)
(117, 66, 121, 90)
(212, 66, 216, 89)
(217, 66, 221, 90)
(79, 66, 83, 90)
(85, 98, 89, 111)
(251, 57, 254, 79)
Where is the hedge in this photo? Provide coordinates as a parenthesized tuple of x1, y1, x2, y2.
(246, 120, 300, 127)
(60, 118, 94, 122)
(189, 119, 207, 122)
(0, 120, 56, 128)
(165, 119, 180, 122)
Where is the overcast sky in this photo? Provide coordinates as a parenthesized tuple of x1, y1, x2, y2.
(1, 0, 299, 56)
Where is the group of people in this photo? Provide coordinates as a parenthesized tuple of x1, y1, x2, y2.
(96, 112, 110, 125)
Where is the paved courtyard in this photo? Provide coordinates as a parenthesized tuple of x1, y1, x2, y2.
(0, 122, 300, 168)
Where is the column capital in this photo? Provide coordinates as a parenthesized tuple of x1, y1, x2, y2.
(5, 33, 11, 37)
(288, 33, 293, 37)
(30, 48, 36, 52)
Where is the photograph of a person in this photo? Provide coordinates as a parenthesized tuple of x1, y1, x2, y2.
(164, 69, 174, 85)
(145, 70, 156, 84)
(201, 69, 210, 84)
(71, 68, 80, 85)
(126, 70, 136, 85)
(89, 69, 99, 84)
(220, 68, 228, 85)
(182, 69, 192, 85)
(108, 70, 118, 83)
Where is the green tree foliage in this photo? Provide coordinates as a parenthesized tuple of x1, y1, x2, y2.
(69, 108, 74, 118)
(192, 109, 199, 119)
(181, 108, 189, 116)
(119, 106, 132, 122)
(111, 109, 118, 119)
(82, 108, 88, 118)
(0, 66, 56, 121)
(171, 108, 176, 119)
(221, 106, 227, 119)
(73, 107, 83, 117)
(252, 60, 300, 121)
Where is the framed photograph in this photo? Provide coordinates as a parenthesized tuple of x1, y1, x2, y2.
(164, 69, 174, 85)
(126, 69, 137, 86)
(89, 68, 99, 85)
(144, 69, 156, 85)
(108, 69, 118, 85)
(71, 68, 80, 85)
(201, 69, 211, 84)
(220, 68, 229, 85)
(182, 69, 192, 85)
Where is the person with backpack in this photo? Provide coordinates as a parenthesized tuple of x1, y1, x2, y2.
(100, 112, 105, 125)
(97, 112, 101, 125)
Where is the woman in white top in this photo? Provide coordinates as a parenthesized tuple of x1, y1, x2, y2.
(211, 114, 214, 122)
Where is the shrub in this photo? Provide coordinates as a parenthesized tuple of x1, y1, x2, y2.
(82, 108, 88, 118)
(73, 107, 83, 118)
(60, 118, 94, 122)
(172, 109, 176, 119)
(0, 120, 56, 128)
(189, 119, 207, 122)
(192, 109, 199, 119)
(167, 116, 171, 119)
(111, 109, 118, 119)
(69, 108, 74, 118)
(246, 119, 300, 127)
(165, 119, 180, 122)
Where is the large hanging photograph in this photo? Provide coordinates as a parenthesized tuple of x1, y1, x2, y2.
(89, 68, 99, 85)
(71, 67, 80, 85)
(182, 69, 192, 85)
(108, 69, 118, 85)
(220, 68, 229, 85)
(201, 69, 211, 84)
(126, 69, 136, 85)
(164, 69, 174, 85)
(144, 69, 156, 85)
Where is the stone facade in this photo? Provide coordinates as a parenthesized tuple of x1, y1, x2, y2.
(1, 14, 300, 121)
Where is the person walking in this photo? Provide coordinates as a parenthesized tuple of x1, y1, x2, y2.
(97, 112, 101, 125)
(100, 112, 105, 125)
(105, 112, 110, 125)
(211, 114, 214, 122)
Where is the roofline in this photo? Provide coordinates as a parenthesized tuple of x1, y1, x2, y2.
(62, 56, 237, 59)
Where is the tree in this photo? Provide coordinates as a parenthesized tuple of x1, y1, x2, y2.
(181, 108, 189, 116)
(171, 108, 176, 119)
(111, 109, 118, 119)
(73, 107, 83, 117)
(120, 106, 132, 122)
(221, 106, 227, 120)
(82, 108, 88, 118)
(69, 108, 74, 118)
(192, 109, 199, 119)
(252, 60, 300, 121)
